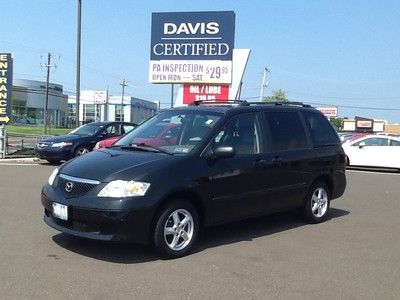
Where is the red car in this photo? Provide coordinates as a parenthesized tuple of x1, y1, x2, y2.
(94, 123, 180, 149)
(132, 123, 180, 146)
(93, 135, 121, 150)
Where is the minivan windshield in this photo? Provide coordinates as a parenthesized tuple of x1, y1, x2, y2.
(115, 110, 221, 155)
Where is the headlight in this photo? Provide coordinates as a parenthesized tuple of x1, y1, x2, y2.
(52, 142, 73, 148)
(98, 180, 150, 197)
(48, 168, 59, 185)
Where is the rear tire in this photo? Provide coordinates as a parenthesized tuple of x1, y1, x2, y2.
(303, 181, 330, 224)
(152, 200, 199, 258)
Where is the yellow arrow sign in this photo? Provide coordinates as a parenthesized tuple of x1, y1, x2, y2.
(0, 116, 10, 123)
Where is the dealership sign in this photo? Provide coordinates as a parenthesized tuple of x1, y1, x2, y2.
(316, 106, 338, 118)
(0, 53, 12, 124)
(183, 84, 229, 104)
(149, 11, 235, 84)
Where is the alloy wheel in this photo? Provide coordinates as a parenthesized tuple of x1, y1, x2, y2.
(163, 209, 194, 251)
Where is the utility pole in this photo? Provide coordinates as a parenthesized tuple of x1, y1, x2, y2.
(120, 79, 128, 121)
(43, 53, 53, 135)
(170, 84, 174, 108)
(76, 0, 82, 128)
(259, 67, 270, 102)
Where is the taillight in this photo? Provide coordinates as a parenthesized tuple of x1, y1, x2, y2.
(339, 154, 347, 166)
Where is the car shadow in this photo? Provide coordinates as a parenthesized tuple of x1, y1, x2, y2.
(193, 208, 349, 254)
(52, 208, 349, 263)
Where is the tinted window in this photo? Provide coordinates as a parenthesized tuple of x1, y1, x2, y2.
(265, 111, 307, 151)
(304, 112, 339, 146)
(213, 113, 261, 155)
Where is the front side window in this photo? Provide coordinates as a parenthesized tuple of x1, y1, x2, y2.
(264, 111, 307, 151)
(116, 110, 221, 155)
(212, 113, 261, 155)
(104, 124, 118, 136)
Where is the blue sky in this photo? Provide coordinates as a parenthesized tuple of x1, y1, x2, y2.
(2, 0, 400, 122)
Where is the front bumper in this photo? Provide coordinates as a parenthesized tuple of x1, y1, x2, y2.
(36, 147, 72, 161)
(41, 185, 156, 245)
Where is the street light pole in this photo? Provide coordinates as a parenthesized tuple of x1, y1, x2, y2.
(259, 67, 270, 102)
(43, 53, 52, 135)
(75, 0, 82, 128)
(120, 79, 128, 121)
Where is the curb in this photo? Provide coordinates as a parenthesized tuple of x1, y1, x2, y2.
(0, 157, 41, 163)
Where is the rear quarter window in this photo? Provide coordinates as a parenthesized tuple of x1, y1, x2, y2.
(264, 111, 308, 151)
(304, 112, 339, 146)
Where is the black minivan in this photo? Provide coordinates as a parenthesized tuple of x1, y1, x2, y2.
(41, 101, 346, 258)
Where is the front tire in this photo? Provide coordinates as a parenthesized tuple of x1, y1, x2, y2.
(74, 146, 89, 157)
(47, 159, 60, 164)
(303, 182, 330, 224)
(153, 200, 199, 258)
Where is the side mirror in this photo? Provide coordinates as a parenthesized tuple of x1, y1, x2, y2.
(203, 146, 235, 160)
(358, 142, 366, 149)
(214, 146, 235, 158)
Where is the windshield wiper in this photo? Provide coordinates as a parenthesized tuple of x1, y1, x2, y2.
(121, 143, 174, 155)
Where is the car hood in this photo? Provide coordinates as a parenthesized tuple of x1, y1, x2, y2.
(59, 148, 173, 182)
(40, 134, 83, 143)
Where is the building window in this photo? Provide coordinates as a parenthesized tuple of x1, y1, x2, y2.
(115, 105, 124, 122)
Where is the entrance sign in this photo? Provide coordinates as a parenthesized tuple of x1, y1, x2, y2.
(0, 53, 13, 124)
(150, 11, 235, 84)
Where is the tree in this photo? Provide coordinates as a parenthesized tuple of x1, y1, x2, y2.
(330, 117, 344, 131)
(262, 89, 288, 102)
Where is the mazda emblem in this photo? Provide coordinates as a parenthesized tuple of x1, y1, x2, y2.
(65, 182, 74, 193)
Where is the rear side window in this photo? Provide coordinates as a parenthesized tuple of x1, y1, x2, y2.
(390, 139, 400, 146)
(353, 137, 388, 146)
(304, 112, 339, 146)
(264, 111, 307, 151)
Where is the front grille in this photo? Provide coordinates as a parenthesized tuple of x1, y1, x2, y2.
(56, 174, 100, 198)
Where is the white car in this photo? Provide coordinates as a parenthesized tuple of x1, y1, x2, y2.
(342, 134, 400, 170)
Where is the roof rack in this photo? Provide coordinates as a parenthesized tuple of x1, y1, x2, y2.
(246, 101, 312, 108)
(189, 99, 249, 106)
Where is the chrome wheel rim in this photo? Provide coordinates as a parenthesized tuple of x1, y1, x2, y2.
(311, 187, 328, 218)
(164, 209, 194, 251)
(76, 148, 89, 156)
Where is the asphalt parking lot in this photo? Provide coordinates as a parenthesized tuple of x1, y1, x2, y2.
(0, 161, 399, 299)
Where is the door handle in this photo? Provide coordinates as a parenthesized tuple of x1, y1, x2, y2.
(254, 159, 268, 168)
(271, 156, 283, 165)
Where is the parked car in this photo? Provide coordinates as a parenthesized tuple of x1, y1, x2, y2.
(93, 123, 177, 150)
(41, 101, 347, 258)
(93, 124, 137, 150)
(36, 121, 136, 163)
(93, 135, 122, 150)
(338, 132, 368, 143)
(342, 134, 400, 170)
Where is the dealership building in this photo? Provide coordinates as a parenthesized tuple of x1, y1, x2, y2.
(68, 90, 158, 126)
(10, 79, 158, 127)
(12, 79, 69, 127)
